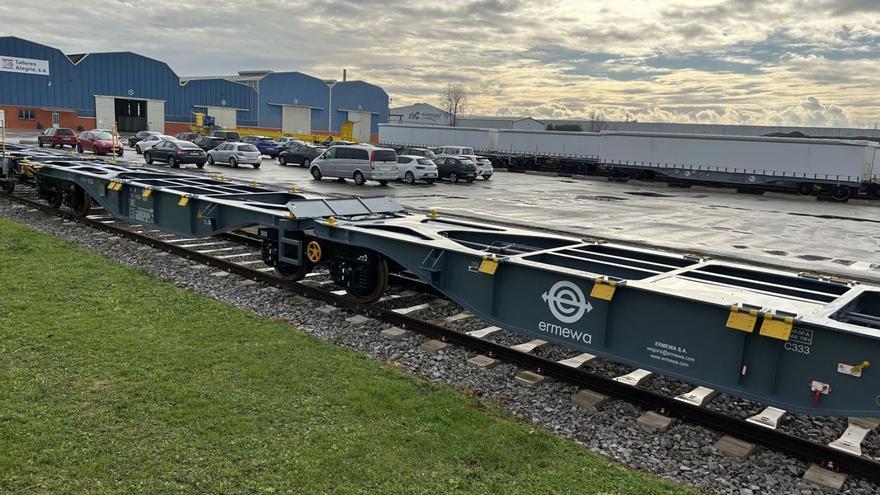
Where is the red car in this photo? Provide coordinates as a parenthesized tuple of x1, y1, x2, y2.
(38, 127, 79, 148)
(77, 131, 124, 156)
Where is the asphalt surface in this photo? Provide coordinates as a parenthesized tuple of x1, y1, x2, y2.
(11, 134, 880, 282)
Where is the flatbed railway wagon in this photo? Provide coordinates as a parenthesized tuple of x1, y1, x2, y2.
(3, 151, 880, 418)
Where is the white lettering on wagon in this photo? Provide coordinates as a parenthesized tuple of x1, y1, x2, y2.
(784, 328, 813, 355)
(646, 340, 696, 368)
(537, 281, 593, 345)
(538, 320, 592, 345)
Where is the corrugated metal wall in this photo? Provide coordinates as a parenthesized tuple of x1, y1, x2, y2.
(0, 37, 388, 132)
(257, 72, 327, 130)
(332, 81, 389, 134)
(0, 37, 257, 125)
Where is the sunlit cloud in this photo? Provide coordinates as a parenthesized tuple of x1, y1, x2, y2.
(0, 0, 878, 127)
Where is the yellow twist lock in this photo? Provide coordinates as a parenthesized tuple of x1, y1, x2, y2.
(426, 208, 440, 218)
(178, 196, 190, 207)
(759, 313, 794, 341)
(478, 255, 499, 275)
(326, 216, 337, 227)
(726, 305, 759, 333)
(852, 361, 871, 373)
(142, 188, 153, 198)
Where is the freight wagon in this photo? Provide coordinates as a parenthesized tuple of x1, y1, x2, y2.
(377, 124, 880, 200)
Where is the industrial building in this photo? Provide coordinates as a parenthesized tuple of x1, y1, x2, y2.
(0, 37, 388, 141)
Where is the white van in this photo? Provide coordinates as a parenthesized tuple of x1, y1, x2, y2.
(310, 145, 398, 185)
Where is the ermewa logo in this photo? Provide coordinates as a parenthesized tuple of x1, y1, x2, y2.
(542, 280, 593, 323)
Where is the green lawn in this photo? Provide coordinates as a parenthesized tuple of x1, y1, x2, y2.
(0, 219, 695, 494)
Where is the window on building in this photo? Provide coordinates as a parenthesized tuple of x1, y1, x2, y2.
(18, 109, 36, 120)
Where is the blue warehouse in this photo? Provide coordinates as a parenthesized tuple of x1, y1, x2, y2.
(0, 37, 388, 141)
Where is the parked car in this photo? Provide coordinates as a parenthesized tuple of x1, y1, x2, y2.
(174, 132, 201, 142)
(274, 136, 303, 147)
(474, 156, 495, 179)
(434, 156, 477, 183)
(396, 155, 438, 184)
(309, 145, 397, 185)
(206, 142, 262, 168)
(38, 127, 78, 148)
(144, 140, 207, 169)
(241, 135, 280, 157)
(278, 144, 325, 167)
(435, 145, 493, 179)
(400, 147, 438, 160)
(77, 131, 124, 156)
(193, 135, 226, 151)
(210, 130, 241, 142)
(128, 130, 161, 147)
(134, 134, 176, 154)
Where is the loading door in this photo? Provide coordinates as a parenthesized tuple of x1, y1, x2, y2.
(95, 96, 115, 130)
(348, 111, 371, 143)
(206, 106, 237, 129)
(282, 106, 311, 135)
(146, 100, 165, 132)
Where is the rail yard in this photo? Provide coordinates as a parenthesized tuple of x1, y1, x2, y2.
(3, 6, 880, 492)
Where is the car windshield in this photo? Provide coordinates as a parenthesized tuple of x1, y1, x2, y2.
(462, 148, 474, 155)
(238, 144, 259, 152)
(417, 158, 434, 165)
(95, 132, 113, 140)
(57, 129, 75, 135)
(179, 142, 199, 149)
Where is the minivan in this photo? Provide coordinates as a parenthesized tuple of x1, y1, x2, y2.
(310, 145, 398, 185)
(210, 130, 242, 142)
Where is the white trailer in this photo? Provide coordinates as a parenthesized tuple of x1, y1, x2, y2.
(600, 132, 876, 183)
(378, 124, 494, 152)
(495, 129, 601, 157)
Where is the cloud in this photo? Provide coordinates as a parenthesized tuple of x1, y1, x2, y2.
(1, 0, 878, 127)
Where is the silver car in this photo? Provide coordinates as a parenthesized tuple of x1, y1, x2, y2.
(309, 145, 398, 185)
(207, 142, 262, 168)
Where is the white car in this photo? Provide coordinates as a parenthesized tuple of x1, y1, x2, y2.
(396, 155, 438, 184)
(135, 134, 176, 154)
(207, 142, 262, 168)
(434, 145, 493, 179)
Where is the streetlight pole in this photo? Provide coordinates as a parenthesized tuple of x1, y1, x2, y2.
(324, 79, 337, 138)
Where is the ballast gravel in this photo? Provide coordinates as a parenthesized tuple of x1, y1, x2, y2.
(1, 199, 877, 495)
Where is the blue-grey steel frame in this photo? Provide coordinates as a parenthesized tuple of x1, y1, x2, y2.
(8, 158, 880, 417)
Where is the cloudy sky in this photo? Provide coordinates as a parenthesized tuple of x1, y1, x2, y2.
(3, 0, 880, 127)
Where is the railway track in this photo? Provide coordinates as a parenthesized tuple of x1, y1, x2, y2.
(2, 182, 879, 489)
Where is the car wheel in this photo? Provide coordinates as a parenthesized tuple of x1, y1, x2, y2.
(279, 156, 287, 166)
(253, 162, 260, 169)
(135, 145, 142, 154)
(207, 155, 215, 165)
(95, 147, 105, 156)
(51, 143, 57, 148)
(116, 149, 124, 157)
(144, 151, 153, 164)
(302, 158, 310, 168)
(310, 166, 322, 180)
(465, 178, 474, 183)
(39, 140, 44, 147)
(353, 171, 366, 186)
(484, 175, 491, 180)
(76, 144, 83, 153)
(196, 162, 205, 169)
(449, 171, 458, 183)
(404, 171, 415, 184)
(230, 157, 238, 168)
(169, 156, 179, 168)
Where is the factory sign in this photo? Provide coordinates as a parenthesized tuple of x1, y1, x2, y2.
(0, 55, 49, 76)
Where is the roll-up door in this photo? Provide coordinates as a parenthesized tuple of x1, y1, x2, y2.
(95, 96, 115, 129)
(282, 106, 311, 135)
(348, 111, 371, 143)
(206, 106, 237, 129)
(146, 100, 165, 132)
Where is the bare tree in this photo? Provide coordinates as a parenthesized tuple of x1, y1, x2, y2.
(442, 82, 468, 126)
